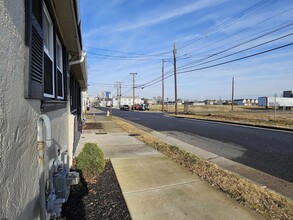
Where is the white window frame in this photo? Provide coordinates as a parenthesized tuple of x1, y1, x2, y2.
(43, 4, 55, 98)
(56, 36, 64, 99)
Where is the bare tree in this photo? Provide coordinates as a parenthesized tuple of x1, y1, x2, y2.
(153, 96, 162, 105)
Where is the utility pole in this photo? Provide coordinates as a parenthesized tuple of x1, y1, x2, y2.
(162, 59, 165, 112)
(130, 73, 137, 111)
(274, 93, 277, 120)
(114, 83, 119, 108)
(119, 82, 122, 107)
(102, 91, 105, 107)
(173, 42, 178, 115)
(231, 77, 234, 111)
(115, 81, 123, 108)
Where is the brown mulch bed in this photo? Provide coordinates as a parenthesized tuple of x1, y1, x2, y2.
(60, 161, 131, 220)
(83, 122, 104, 130)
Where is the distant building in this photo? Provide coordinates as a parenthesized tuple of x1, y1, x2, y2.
(234, 99, 258, 106)
(193, 102, 205, 106)
(283, 90, 293, 98)
(147, 99, 157, 105)
(204, 99, 217, 105)
(106, 91, 112, 99)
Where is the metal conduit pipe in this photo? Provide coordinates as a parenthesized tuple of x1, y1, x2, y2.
(38, 115, 52, 148)
(37, 115, 52, 220)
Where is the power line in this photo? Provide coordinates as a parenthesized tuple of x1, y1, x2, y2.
(86, 51, 169, 60)
(84, 46, 172, 57)
(84, 1, 271, 60)
(88, 83, 132, 88)
(177, 20, 293, 70)
(178, 31, 293, 71)
(177, 0, 271, 50)
(178, 42, 293, 74)
(181, 7, 293, 58)
(140, 42, 293, 89)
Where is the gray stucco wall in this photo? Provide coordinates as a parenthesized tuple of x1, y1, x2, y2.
(0, 1, 73, 219)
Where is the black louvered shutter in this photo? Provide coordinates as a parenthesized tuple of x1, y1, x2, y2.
(63, 49, 68, 100)
(27, 0, 44, 99)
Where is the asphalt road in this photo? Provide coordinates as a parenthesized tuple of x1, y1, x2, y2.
(100, 108, 293, 183)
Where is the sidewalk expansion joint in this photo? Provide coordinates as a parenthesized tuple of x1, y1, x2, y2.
(207, 156, 220, 161)
(123, 179, 201, 195)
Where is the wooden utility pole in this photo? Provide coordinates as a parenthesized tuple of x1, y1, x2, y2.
(130, 73, 137, 111)
(173, 42, 178, 115)
(115, 81, 123, 108)
(162, 59, 165, 112)
(119, 82, 122, 107)
(231, 77, 234, 111)
(114, 83, 119, 107)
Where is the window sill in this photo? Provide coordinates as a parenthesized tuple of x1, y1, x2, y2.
(41, 100, 67, 113)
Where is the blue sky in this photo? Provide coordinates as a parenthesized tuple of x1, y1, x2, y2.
(80, 0, 293, 101)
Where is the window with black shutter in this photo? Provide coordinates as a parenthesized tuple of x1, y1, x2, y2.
(26, 0, 68, 109)
(43, 4, 54, 98)
(27, 0, 44, 99)
(56, 36, 64, 99)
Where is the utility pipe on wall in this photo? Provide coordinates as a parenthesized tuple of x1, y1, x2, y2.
(38, 115, 52, 148)
(37, 114, 52, 219)
(69, 51, 86, 66)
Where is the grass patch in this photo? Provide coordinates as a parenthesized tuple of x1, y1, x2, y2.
(150, 104, 293, 130)
(112, 116, 293, 220)
(172, 113, 293, 130)
(76, 143, 105, 181)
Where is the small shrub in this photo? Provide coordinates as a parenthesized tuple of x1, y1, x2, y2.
(76, 143, 105, 180)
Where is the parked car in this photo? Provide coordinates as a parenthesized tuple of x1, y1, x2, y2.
(131, 104, 142, 110)
(120, 105, 130, 111)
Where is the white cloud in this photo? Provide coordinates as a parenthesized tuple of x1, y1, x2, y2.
(116, 0, 227, 32)
(84, 0, 227, 39)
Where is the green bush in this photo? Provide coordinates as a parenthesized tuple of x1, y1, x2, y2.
(76, 143, 105, 179)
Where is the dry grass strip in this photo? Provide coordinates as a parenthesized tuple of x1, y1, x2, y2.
(112, 116, 293, 220)
(172, 114, 293, 130)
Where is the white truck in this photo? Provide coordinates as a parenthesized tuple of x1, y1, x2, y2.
(258, 97, 293, 109)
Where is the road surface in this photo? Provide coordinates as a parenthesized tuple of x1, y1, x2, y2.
(99, 107, 293, 183)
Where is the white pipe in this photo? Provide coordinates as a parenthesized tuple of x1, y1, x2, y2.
(38, 115, 52, 148)
(69, 51, 86, 66)
(37, 141, 46, 220)
(37, 114, 52, 220)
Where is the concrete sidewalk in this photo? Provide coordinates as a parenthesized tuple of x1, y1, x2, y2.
(76, 109, 265, 220)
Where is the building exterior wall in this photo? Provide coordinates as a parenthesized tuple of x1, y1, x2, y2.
(0, 1, 78, 219)
(0, 1, 41, 218)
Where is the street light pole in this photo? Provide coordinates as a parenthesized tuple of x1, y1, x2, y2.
(173, 42, 178, 115)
